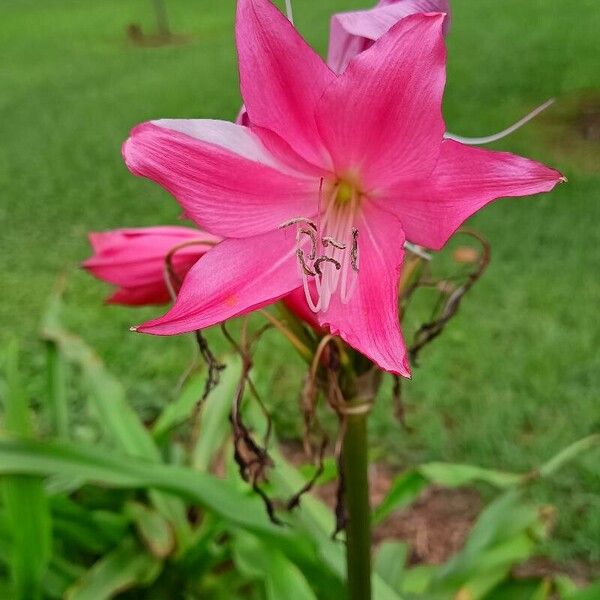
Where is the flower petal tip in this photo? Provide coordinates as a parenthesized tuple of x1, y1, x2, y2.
(129, 326, 139, 333)
(401, 358, 412, 380)
(559, 175, 568, 183)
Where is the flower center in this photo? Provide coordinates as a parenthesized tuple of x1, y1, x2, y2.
(280, 179, 360, 314)
(336, 180, 355, 204)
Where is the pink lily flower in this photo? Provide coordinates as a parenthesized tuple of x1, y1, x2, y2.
(83, 227, 218, 305)
(328, 0, 554, 146)
(123, 0, 562, 377)
(328, 0, 451, 75)
(84, 224, 322, 329)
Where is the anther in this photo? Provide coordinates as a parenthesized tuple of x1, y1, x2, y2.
(314, 256, 341, 276)
(350, 228, 359, 272)
(296, 249, 316, 276)
(322, 236, 346, 250)
(299, 228, 317, 260)
(280, 217, 317, 230)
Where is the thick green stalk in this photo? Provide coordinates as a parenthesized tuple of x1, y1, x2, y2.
(342, 406, 372, 600)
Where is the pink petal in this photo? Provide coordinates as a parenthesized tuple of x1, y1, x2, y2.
(327, 17, 369, 77)
(136, 228, 303, 335)
(83, 226, 216, 306)
(317, 204, 410, 377)
(236, 0, 335, 168)
(282, 287, 321, 330)
(316, 13, 447, 191)
(251, 126, 331, 179)
(376, 140, 564, 249)
(123, 120, 319, 238)
(328, 0, 451, 74)
(236, 106, 250, 127)
(107, 284, 174, 306)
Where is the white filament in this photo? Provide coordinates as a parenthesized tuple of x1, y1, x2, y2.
(290, 185, 359, 314)
(404, 242, 432, 260)
(284, 0, 294, 24)
(445, 98, 555, 145)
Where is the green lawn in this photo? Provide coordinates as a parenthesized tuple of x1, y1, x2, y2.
(1, 0, 599, 562)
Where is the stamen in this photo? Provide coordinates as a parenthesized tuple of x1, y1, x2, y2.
(404, 241, 432, 261)
(314, 256, 341, 276)
(317, 178, 324, 242)
(289, 181, 361, 313)
(302, 268, 321, 313)
(322, 236, 346, 250)
(299, 228, 317, 260)
(350, 228, 359, 272)
(296, 249, 316, 276)
(280, 217, 317, 230)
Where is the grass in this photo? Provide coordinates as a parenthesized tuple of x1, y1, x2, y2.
(1, 0, 599, 563)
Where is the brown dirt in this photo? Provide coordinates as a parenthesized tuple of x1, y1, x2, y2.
(514, 557, 594, 588)
(372, 486, 482, 565)
(280, 441, 482, 565)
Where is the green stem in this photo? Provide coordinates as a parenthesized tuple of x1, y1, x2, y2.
(342, 406, 372, 600)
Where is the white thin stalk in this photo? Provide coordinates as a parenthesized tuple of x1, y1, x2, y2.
(284, 0, 294, 24)
(445, 98, 555, 145)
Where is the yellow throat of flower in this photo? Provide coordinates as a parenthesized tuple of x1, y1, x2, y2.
(335, 179, 357, 205)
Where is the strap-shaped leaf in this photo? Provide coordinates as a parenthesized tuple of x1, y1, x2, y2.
(65, 538, 161, 600)
(2, 342, 52, 600)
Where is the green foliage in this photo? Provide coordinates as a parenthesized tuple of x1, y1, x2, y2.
(2, 0, 599, 560)
(2, 342, 52, 600)
(0, 298, 598, 598)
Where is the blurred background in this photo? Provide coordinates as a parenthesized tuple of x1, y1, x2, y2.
(1, 0, 599, 575)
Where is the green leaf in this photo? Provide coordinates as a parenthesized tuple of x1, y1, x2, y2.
(44, 555, 86, 599)
(1, 342, 52, 600)
(192, 355, 242, 471)
(50, 496, 128, 552)
(374, 541, 408, 591)
(418, 462, 522, 489)
(372, 470, 428, 525)
(152, 373, 205, 440)
(125, 501, 175, 559)
(234, 533, 317, 600)
(40, 301, 192, 550)
(43, 325, 158, 460)
(374, 461, 522, 528)
(538, 434, 600, 479)
(567, 582, 600, 600)
(488, 579, 549, 600)
(399, 565, 436, 596)
(0, 437, 300, 546)
(266, 448, 406, 600)
(374, 435, 600, 532)
(428, 491, 543, 598)
(65, 538, 161, 600)
(39, 283, 70, 438)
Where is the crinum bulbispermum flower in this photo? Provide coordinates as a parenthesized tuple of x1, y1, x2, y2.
(83, 227, 219, 305)
(328, 0, 554, 145)
(123, 0, 563, 377)
(328, 0, 451, 74)
(83, 224, 323, 329)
